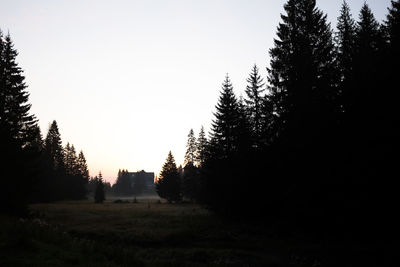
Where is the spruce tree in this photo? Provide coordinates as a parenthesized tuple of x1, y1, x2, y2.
(336, 1, 357, 116)
(156, 151, 181, 203)
(44, 120, 65, 172)
(196, 126, 208, 167)
(94, 172, 105, 203)
(77, 150, 89, 182)
(244, 64, 265, 149)
(64, 143, 78, 175)
(0, 33, 37, 146)
(184, 129, 197, 166)
(268, 0, 338, 143)
(336, 1, 356, 79)
(209, 74, 240, 159)
(0, 31, 39, 213)
(266, 0, 340, 221)
(386, 0, 400, 48)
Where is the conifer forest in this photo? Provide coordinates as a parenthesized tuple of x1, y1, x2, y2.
(1, 0, 399, 266)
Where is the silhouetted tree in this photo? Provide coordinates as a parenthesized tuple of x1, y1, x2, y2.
(209, 74, 241, 159)
(44, 121, 65, 172)
(244, 64, 265, 149)
(77, 150, 89, 182)
(156, 151, 181, 203)
(266, 0, 341, 226)
(196, 126, 208, 167)
(95, 172, 105, 203)
(184, 129, 197, 166)
(336, 0, 356, 116)
(64, 143, 78, 175)
(182, 129, 200, 201)
(0, 31, 39, 214)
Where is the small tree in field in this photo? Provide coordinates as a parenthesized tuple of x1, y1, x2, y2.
(94, 172, 105, 203)
(156, 151, 181, 203)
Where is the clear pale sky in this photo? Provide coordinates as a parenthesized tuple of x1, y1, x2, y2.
(1, 0, 391, 183)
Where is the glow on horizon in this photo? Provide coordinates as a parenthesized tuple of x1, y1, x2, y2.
(1, 0, 391, 183)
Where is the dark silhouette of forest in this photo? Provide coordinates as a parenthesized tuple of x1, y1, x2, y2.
(1, 0, 399, 248)
(156, 0, 400, 239)
(0, 32, 89, 213)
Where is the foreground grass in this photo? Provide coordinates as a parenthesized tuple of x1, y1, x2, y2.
(1, 200, 392, 266)
(1, 200, 287, 266)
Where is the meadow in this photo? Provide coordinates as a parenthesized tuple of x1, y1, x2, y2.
(0, 199, 386, 267)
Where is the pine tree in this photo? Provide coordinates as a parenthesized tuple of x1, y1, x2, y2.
(266, 0, 340, 222)
(268, 0, 338, 144)
(0, 31, 39, 213)
(156, 151, 181, 203)
(209, 74, 240, 159)
(44, 120, 65, 172)
(184, 129, 197, 166)
(349, 3, 383, 134)
(196, 126, 208, 167)
(0, 33, 37, 146)
(95, 172, 105, 203)
(336, 1, 357, 116)
(77, 150, 89, 182)
(244, 64, 265, 149)
(386, 0, 400, 47)
(64, 143, 78, 175)
(336, 1, 356, 80)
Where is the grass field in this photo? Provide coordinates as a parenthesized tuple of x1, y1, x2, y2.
(1, 199, 388, 266)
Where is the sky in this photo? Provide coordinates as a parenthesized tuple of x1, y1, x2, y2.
(1, 0, 392, 183)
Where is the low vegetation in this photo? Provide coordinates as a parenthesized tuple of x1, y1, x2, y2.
(1, 200, 394, 266)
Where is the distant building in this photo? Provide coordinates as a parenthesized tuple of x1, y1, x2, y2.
(127, 170, 155, 195)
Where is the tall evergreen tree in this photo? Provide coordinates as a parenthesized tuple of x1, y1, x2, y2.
(94, 172, 105, 203)
(44, 121, 65, 172)
(244, 64, 265, 149)
(268, 0, 338, 144)
(336, 0, 357, 116)
(184, 129, 197, 166)
(64, 143, 78, 175)
(0, 31, 39, 213)
(77, 150, 89, 182)
(336, 1, 356, 81)
(209, 74, 240, 159)
(266, 0, 340, 223)
(0, 33, 37, 146)
(386, 0, 400, 47)
(196, 126, 208, 167)
(156, 151, 181, 203)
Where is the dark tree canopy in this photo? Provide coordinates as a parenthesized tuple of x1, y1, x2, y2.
(0, 31, 39, 214)
(195, 126, 208, 167)
(44, 121, 65, 172)
(209, 74, 241, 159)
(184, 129, 197, 166)
(94, 172, 105, 203)
(156, 151, 181, 203)
(244, 64, 265, 149)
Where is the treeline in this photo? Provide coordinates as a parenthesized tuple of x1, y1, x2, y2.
(157, 0, 399, 234)
(32, 120, 89, 202)
(0, 30, 89, 214)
